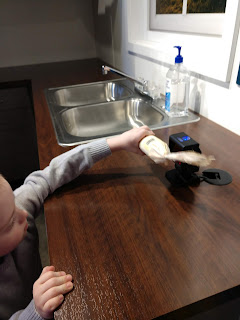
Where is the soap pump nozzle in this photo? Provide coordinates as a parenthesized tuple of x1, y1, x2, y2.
(174, 46, 183, 64)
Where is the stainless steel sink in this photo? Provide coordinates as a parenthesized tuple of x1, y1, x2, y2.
(46, 79, 134, 107)
(44, 78, 200, 146)
(61, 99, 164, 138)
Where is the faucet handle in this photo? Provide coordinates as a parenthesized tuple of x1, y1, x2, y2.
(143, 79, 149, 92)
(135, 78, 149, 95)
(102, 65, 109, 75)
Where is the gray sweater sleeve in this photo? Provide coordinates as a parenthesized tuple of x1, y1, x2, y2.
(14, 138, 111, 218)
(9, 300, 44, 320)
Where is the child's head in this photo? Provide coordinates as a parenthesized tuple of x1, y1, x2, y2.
(0, 175, 28, 257)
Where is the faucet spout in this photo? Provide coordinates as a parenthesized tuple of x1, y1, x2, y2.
(102, 65, 149, 96)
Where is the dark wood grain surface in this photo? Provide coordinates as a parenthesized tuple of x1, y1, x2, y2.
(1, 59, 240, 319)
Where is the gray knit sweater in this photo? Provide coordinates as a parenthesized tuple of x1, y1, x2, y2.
(0, 139, 111, 320)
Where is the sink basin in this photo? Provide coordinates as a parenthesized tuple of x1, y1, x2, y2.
(61, 99, 164, 138)
(44, 78, 200, 146)
(47, 79, 133, 107)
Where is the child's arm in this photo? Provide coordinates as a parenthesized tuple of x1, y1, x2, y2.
(14, 126, 154, 218)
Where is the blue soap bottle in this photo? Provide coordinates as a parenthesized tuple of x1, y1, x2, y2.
(165, 46, 190, 117)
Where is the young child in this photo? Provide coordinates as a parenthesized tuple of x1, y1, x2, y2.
(0, 126, 154, 320)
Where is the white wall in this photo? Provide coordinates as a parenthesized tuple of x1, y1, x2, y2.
(0, 0, 96, 67)
(1, 0, 239, 136)
(94, 0, 240, 136)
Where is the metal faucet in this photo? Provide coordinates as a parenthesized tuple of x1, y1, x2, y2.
(102, 65, 149, 96)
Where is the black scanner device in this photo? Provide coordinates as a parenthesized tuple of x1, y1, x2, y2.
(165, 132, 232, 187)
(166, 132, 201, 186)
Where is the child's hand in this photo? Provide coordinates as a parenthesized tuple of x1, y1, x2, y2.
(107, 126, 154, 155)
(33, 266, 73, 319)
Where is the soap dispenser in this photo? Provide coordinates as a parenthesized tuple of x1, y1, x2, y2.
(165, 46, 190, 117)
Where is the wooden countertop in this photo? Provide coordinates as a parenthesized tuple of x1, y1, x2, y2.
(1, 59, 240, 319)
